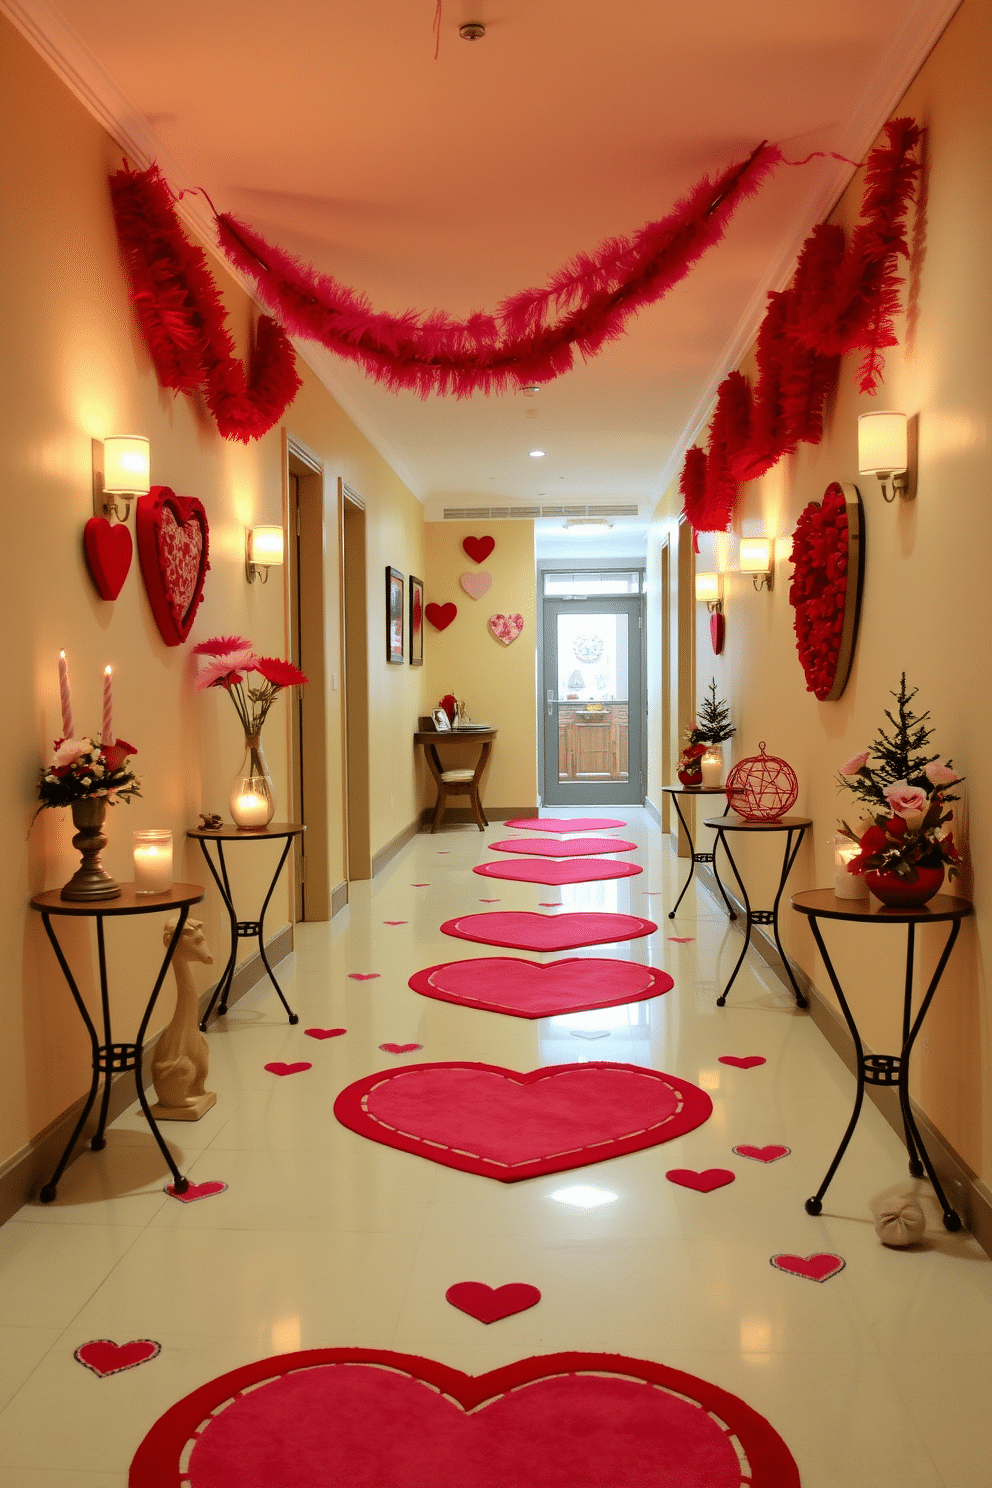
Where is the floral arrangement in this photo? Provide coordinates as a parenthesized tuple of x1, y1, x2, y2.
(36, 737, 140, 814)
(437, 694, 467, 724)
(837, 676, 962, 883)
(193, 636, 307, 733)
(789, 485, 851, 699)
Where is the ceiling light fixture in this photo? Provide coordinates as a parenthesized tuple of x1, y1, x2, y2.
(460, 22, 486, 40)
(528, 449, 546, 458)
(564, 518, 612, 533)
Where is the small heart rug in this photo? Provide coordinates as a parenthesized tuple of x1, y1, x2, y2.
(504, 818, 627, 833)
(460, 571, 493, 599)
(665, 1169, 735, 1193)
(333, 1061, 710, 1181)
(348, 973, 380, 981)
(383, 920, 407, 926)
(770, 1253, 845, 1283)
(165, 1181, 228, 1203)
(475, 858, 642, 885)
(305, 1028, 347, 1040)
(131, 1347, 800, 1487)
(76, 1339, 160, 1378)
(440, 911, 656, 952)
(410, 958, 673, 1018)
(380, 1042, 423, 1054)
(489, 837, 637, 858)
(719, 1056, 766, 1070)
(264, 1062, 312, 1077)
(669, 936, 695, 943)
(446, 1282, 541, 1323)
(734, 1145, 791, 1163)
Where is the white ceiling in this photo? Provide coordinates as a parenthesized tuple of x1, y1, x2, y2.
(6, 0, 958, 522)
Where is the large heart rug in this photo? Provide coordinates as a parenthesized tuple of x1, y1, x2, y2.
(440, 911, 656, 952)
(504, 817, 627, 833)
(409, 957, 673, 1018)
(333, 1061, 709, 1180)
(474, 857, 643, 886)
(135, 485, 210, 646)
(489, 837, 637, 858)
(131, 1347, 799, 1487)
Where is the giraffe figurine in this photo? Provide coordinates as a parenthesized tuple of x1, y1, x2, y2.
(150, 917, 217, 1121)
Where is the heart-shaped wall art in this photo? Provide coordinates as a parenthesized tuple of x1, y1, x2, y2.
(425, 601, 457, 631)
(460, 571, 493, 600)
(490, 613, 524, 645)
(446, 1282, 541, 1323)
(135, 486, 209, 646)
(75, 1339, 160, 1378)
(83, 517, 133, 600)
(463, 535, 495, 564)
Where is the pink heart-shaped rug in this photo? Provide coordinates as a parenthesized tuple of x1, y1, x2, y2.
(489, 612, 524, 645)
(305, 1028, 347, 1040)
(770, 1253, 845, 1282)
(165, 1180, 228, 1203)
(412, 883, 430, 887)
(479, 897, 501, 903)
(135, 486, 209, 646)
(504, 817, 627, 833)
(83, 517, 133, 600)
(264, 1062, 312, 1076)
(409, 957, 673, 1019)
(462, 534, 496, 564)
(665, 1169, 736, 1193)
(132, 1347, 801, 1488)
(384, 920, 407, 926)
(446, 1282, 541, 1323)
(348, 973, 380, 980)
(719, 1056, 766, 1069)
(75, 1339, 160, 1378)
(460, 571, 493, 600)
(425, 601, 457, 631)
(538, 902, 561, 908)
(334, 1061, 711, 1181)
(490, 837, 637, 858)
(474, 858, 642, 886)
(441, 911, 656, 952)
(380, 1042, 423, 1054)
(734, 1145, 791, 1163)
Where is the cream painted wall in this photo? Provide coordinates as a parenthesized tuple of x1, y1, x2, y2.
(0, 16, 426, 1169)
(648, 0, 991, 1182)
(424, 521, 537, 812)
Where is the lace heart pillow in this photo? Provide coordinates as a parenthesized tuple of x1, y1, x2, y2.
(489, 613, 524, 646)
(136, 486, 210, 646)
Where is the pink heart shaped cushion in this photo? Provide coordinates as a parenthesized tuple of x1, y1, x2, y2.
(75, 1339, 160, 1378)
(264, 1062, 312, 1076)
(348, 973, 380, 980)
(440, 911, 656, 952)
(409, 957, 673, 1019)
(489, 612, 524, 645)
(665, 1168, 736, 1193)
(734, 1145, 791, 1163)
(503, 817, 627, 833)
(770, 1253, 845, 1282)
(446, 1282, 541, 1323)
(460, 571, 493, 599)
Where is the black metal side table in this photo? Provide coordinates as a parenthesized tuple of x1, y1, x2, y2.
(791, 889, 973, 1230)
(660, 784, 735, 920)
(187, 823, 304, 1030)
(703, 814, 812, 1008)
(30, 883, 205, 1202)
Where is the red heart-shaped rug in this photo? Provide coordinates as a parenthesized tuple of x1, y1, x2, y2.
(135, 486, 210, 646)
(425, 601, 457, 631)
(479, 898, 501, 902)
(383, 920, 407, 926)
(440, 911, 656, 953)
(770, 1253, 845, 1282)
(305, 1028, 347, 1040)
(504, 818, 627, 833)
(334, 1061, 711, 1181)
(446, 1282, 541, 1323)
(734, 1145, 791, 1163)
(490, 837, 637, 858)
(380, 1042, 423, 1054)
(165, 1180, 228, 1203)
(83, 517, 133, 600)
(75, 1339, 160, 1378)
(474, 858, 642, 886)
(264, 1062, 312, 1076)
(665, 1168, 736, 1193)
(489, 612, 524, 645)
(348, 973, 380, 980)
(669, 936, 695, 943)
(462, 534, 496, 564)
(719, 1056, 766, 1069)
(409, 957, 673, 1019)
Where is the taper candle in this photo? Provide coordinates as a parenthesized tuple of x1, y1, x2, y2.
(102, 666, 114, 745)
(58, 650, 73, 739)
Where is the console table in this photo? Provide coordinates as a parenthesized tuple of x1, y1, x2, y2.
(415, 728, 496, 832)
(660, 784, 735, 920)
(791, 889, 973, 1230)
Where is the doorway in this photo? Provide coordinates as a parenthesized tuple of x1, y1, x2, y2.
(340, 480, 371, 880)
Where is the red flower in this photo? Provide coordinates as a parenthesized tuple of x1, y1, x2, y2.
(859, 824, 888, 853)
(885, 815, 907, 838)
(193, 635, 251, 657)
(101, 739, 137, 772)
(255, 656, 307, 688)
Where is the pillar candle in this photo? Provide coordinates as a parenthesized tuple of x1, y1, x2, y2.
(133, 831, 173, 893)
(700, 749, 723, 788)
(58, 650, 73, 739)
(102, 666, 114, 745)
(834, 840, 868, 898)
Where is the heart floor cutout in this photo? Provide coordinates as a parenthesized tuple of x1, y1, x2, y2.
(76, 1339, 160, 1378)
(409, 957, 673, 1019)
(305, 1028, 347, 1040)
(380, 1042, 423, 1054)
(719, 1056, 767, 1069)
(489, 837, 637, 858)
(474, 858, 642, 886)
(131, 1347, 800, 1488)
(165, 1181, 228, 1203)
(770, 1253, 846, 1283)
(734, 1145, 791, 1163)
(348, 973, 380, 980)
(503, 818, 628, 833)
(333, 1061, 711, 1181)
(665, 1168, 736, 1193)
(440, 911, 656, 953)
(264, 1062, 312, 1076)
(446, 1282, 541, 1323)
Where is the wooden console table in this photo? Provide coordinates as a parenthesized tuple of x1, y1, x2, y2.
(415, 728, 496, 832)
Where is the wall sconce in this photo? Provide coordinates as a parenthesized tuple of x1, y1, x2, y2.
(694, 572, 723, 613)
(246, 525, 284, 583)
(740, 537, 774, 590)
(94, 436, 150, 522)
(858, 412, 910, 502)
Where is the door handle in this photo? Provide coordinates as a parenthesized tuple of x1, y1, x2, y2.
(547, 689, 554, 718)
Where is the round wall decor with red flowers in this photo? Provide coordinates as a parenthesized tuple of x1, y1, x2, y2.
(788, 481, 864, 701)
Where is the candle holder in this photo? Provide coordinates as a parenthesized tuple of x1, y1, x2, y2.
(700, 745, 724, 788)
(61, 798, 121, 901)
(133, 829, 174, 894)
(833, 837, 869, 898)
(230, 734, 275, 830)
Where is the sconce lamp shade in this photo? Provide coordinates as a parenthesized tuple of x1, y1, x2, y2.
(102, 436, 150, 494)
(858, 412, 907, 475)
(695, 571, 722, 604)
(248, 526, 285, 567)
(739, 537, 773, 574)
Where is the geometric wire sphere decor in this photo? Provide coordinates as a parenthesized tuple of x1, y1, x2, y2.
(725, 742, 798, 822)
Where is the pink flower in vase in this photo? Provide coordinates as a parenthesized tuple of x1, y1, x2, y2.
(195, 649, 259, 690)
(839, 750, 869, 775)
(883, 782, 929, 817)
(925, 761, 960, 786)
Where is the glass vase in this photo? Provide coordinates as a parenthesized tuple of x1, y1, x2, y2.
(230, 734, 275, 831)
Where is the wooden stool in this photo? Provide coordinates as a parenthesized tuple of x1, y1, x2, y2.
(415, 729, 496, 833)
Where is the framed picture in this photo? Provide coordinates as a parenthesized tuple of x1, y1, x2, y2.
(431, 706, 451, 732)
(386, 567, 404, 664)
(409, 574, 424, 666)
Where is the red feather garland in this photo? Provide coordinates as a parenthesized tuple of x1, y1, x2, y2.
(679, 445, 709, 531)
(109, 164, 301, 442)
(704, 372, 751, 529)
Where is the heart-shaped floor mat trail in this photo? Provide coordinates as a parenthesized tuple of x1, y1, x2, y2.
(489, 837, 637, 858)
(334, 1061, 711, 1181)
(380, 1042, 423, 1054)
(719, 1056, 766, 1069)
(474, 857, 642, 886)
(264, 1062, 312, 1076)
(131, 1347, 801, 1488)
(348, 973, 380, 980)
(503, 818, 627, 833)
(441, 911, 656, 953)
(305, 1028, 347, 1040)
(734, 1145, 791, 1163)
(770, 1253, 845, 1283)
(165, 1181, 228, 1203)
(446, 1282, 541, 1323)
(409, 957, 673, 1019)
(665, 1169, 736, 1193)
(75, 1339, 160, 1378)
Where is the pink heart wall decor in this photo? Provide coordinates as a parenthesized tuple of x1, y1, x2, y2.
(83, 517, 133, 600)
(665, 1168, 736, 1193)
(770, 1253, 845, 1282)
(490, 612, 524, 645)
(463, 535, 495, 564)
(460, 571, 493, 600)
(425, 601, 458, 631)
(75, 1339, 160, 1377)
(135, 486, 210, 646)
(445, 1282, 541, 1323)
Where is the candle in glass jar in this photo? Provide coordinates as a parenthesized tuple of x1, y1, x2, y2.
(232, 791, 271, 829)
(834, 839, 868, 898)
(133, 830, 173, 893)
(700, 749, 723, 787)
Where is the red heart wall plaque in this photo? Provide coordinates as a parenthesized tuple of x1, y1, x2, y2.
(135, 486, 210, 646)
(425, 601, 457, 631)
(446, 1282, 541, 1323)
(463, 534, 495, 564)
(83, 517, 133, 600)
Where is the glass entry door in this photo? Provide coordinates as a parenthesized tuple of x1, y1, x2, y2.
(542, 596, 644, 806)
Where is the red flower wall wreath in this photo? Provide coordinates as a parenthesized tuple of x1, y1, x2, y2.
(788, 482, 864, 701)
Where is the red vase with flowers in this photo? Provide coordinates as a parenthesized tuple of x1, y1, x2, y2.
(863, 866, 945, 908)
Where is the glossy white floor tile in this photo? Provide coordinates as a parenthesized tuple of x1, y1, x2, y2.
(1, 808, 989, 1485)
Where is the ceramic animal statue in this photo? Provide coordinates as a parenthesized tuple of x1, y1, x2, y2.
(150, 917, 217, 1121)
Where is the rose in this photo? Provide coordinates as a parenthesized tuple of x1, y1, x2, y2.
(925, 761, 960, 786)
(883, 782, 929, 816)
(840, 751, 869, 775)
(885, 816, 907, 838)
(859, 824, 889, 853)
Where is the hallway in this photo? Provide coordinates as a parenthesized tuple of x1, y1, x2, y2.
(2, 810, 989, 1485)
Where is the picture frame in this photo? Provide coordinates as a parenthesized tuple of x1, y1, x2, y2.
(386, 567, 405, 664)
(409, 574, 424, 666)
(431, 706, 451, 732)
